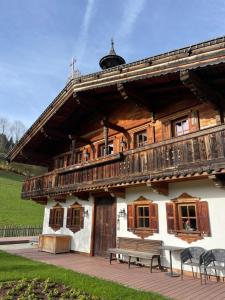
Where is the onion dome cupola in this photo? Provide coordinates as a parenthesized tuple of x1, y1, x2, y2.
(99, 39, 126, 70)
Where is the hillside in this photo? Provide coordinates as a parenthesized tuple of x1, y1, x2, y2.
(0, 170, 44, 226)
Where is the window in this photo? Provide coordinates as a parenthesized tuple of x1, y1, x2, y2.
(49, 204, 64, 231)
(76, 151, 83, 163)
(178, 204, 197, 231)
(136, 206, 150, 228)
(66, 154, 72, 166)
(98, 142, 114, 157)
(127, 196, 158, 239)
(172, 116, 190, 137)
(66, 202, 84, 233)
(134, 130, 147, 148)
(58, 157, 64, 168)
(166, 193, 210, 243)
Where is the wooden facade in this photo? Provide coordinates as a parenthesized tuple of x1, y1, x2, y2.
(7, 36, 225, 258)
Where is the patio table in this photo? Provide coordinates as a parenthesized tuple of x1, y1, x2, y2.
(160, 245, 184, 277)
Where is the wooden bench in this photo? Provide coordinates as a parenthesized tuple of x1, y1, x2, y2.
(108, 237, 163, 272)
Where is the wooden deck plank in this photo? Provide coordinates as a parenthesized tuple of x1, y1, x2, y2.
(4, 247, 225, 300)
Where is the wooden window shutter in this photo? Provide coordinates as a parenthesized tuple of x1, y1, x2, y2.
(59, 208, 64, 227)
(197, 201, 211, 236)
(162, 121, 171, 140)
(166, 203, 176, 233)
(127, 204, 135, 231)
(66, 207, 72, 228)
(49, 209, 54, 227)
(80, 207, 84, 229)
(188, 110, 199, 132)
(149, 203, 158, 233)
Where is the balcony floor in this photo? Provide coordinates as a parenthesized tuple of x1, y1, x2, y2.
(3, 246, 225, 300)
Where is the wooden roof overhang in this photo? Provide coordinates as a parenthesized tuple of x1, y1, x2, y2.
(7, 36, 225, 165)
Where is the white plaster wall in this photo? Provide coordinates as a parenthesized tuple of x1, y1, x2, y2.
(42, 196, 93, 253)
(116, 179, 225, 271)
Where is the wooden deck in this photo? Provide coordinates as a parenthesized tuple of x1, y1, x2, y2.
(4, 247, 225, 300)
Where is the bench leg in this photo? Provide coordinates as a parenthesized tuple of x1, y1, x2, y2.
(128, 256, 131, 268)
(150, 259, 153, 273)
(109, 253, 112, 264)
(158, 256, 162, 271)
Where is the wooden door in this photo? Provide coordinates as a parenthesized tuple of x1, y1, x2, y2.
(94, 196, 116, 256)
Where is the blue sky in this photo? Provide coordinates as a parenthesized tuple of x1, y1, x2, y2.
(0, 0, 225, 127)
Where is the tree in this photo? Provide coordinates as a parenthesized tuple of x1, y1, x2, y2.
(10, 120, 26, 143)
(0, 117, 10, 135)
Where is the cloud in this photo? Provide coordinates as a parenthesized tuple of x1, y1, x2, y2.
(76, 0, 96, 64)
(118, 0, 146, 39)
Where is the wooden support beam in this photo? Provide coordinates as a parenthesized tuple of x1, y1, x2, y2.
(19, 150, 48, 166)
(117, 82, 154, 113)
(101, 118, 131, 149)
(41, 128, 69, 140)
(104, 187, 126, 199)
(73, 192, 89, 201)
(68, 134, 92, 146)
(103, 125, 109, 155)
(208, 174, 225, 188)
(73, 92, 105, 117)
(101, 119, 127, 135)
(146, 182, 169, 196)
(180, 69, 224, 110)
(117, 83, 129, 100)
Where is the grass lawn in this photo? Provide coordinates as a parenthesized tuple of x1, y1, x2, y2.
(0, 251, 167, 300)
(0, 170, 44, 226)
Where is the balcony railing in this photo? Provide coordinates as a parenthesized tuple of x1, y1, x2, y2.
(22, 124, 225, 199)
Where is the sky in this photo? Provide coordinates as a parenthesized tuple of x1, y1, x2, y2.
(0, 0, 225, 128)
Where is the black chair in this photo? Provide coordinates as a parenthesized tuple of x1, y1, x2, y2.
(202, 249, 225, 284)
(180, 247, 205, 280)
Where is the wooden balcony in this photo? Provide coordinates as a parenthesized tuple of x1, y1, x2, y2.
(22, 124, 225, 199)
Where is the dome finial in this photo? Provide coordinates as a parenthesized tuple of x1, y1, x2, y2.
(109, 38, 116, 55)
(99, 39, 126, 70)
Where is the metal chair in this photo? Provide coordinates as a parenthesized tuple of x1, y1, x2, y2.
(180, 247, 205, 280)
(202, 249, 225, 284)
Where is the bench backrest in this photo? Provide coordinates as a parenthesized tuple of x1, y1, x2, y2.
(118, 237, 162, 254)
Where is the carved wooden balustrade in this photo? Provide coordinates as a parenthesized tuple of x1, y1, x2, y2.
(22, 124, 225, 199)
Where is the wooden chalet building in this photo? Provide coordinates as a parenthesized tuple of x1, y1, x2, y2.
(7, 36, 225, 270)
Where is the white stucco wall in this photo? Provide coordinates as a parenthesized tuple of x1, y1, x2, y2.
(117, 179, 225, 271)
(42, 178, 225, 272)
(42, 196, 93, 253)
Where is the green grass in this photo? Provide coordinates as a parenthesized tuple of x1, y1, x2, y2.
(0, 251, 167, 300)
(0, 170, 44, 226)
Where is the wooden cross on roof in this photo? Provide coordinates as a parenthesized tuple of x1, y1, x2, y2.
(70, 57, 76, 78)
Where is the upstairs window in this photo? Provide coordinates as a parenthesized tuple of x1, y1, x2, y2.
(98, 142, 114, 157)
(76, 151, 83, 163)
(49, 203, 64, 231)
(66, 202, 84, 233)
(172, 116, 190, 137)
(134, 130, 147, 148)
